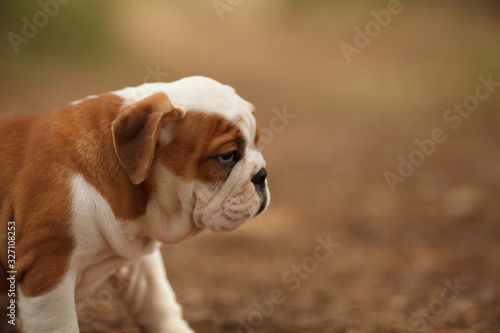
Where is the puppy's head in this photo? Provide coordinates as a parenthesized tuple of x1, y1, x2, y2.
(112, 76, 269, 237)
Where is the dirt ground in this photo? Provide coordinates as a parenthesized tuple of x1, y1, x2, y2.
(74, 116, 500, 333)
(1, 1, 500, 332)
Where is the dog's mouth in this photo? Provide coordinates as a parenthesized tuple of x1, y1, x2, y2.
(192, 178, 269, 233)
(255, 189, 268, 216)
(193, 204, 256, 233)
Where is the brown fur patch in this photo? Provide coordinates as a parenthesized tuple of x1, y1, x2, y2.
(57, 94, 153, 221)
(112, 93, 183, 185)
(0, 92, 182, 297)
(0, 113, 75, 297)
(159, 112, 246, 184)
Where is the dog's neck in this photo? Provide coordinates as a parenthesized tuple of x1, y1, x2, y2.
(139, 165, 205, 245)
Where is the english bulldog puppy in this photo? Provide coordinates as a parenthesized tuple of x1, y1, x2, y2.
(0, 76, 270, 333)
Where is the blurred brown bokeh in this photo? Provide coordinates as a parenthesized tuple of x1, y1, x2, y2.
(1, 0, 500, 332)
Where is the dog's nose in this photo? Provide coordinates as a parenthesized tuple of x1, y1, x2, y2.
(251, 168, 267, 189)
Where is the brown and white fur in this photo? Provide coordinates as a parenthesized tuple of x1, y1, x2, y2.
(0, 76, 269, 333)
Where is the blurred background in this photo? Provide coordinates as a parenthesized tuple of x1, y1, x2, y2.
(1, 0, 500, 332)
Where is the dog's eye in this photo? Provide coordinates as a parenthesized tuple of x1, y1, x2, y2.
(217, 151, 236, 165)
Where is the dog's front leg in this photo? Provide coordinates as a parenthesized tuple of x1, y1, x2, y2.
(114, 249, 194, 333)
(18, 273, 79, 333)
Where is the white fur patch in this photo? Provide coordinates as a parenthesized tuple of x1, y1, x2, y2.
(70, 174, 157, 260)
(112, 76, 257, 147)
(18, 272, 79, 333)
(69, 174, 158, 298)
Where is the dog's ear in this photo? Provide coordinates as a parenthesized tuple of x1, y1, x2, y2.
(112, 92, 183, 185)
